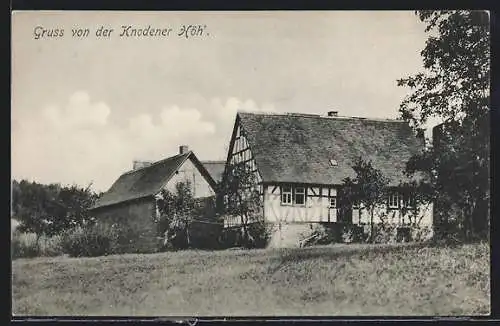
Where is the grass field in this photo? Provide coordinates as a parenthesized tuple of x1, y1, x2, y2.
(12, 242, 490, 316)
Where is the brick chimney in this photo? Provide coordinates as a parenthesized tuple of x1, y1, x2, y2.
(179, 145, 189, 154)
(327, 111, 338, 117)
(133, 160, 152, 170)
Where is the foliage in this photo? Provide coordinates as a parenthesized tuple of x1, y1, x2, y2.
(157, 181, 195, 249)
(342, 157, 390, 242)
(397, 10, 490, 242)
(11, 231, 40, 259)
(11, 231, 65, 259)
(11, 179, 100, 241)
(299, 224, 331, 247)
(60, 224, 117, 257)
(397, 180, 434, 225)
(341, 224, 367, 243)
(371, 224, 399, 244)
(220, 164, 264, 247)
(245, 221, 274, 248)
(157, 181, 220, 250)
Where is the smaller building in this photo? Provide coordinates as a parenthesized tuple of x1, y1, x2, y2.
(89, 145, 218, 253)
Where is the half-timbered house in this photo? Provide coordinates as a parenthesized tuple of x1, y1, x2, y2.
(221, 111, 433, 230)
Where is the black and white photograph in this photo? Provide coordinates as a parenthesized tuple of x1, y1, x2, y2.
(11, 10, 490, 316)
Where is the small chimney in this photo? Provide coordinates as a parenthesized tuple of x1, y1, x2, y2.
(179, 145, 189, 154)
(133, 160, 152, 170)
(327, 111, 338, 117)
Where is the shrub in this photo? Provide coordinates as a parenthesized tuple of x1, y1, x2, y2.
(341, 224, 367, 243)
(39, 234, 64, 256)
(411, 225, 434, 242)
(372, 224, 399, 244)
(11, 231, 66, 259)
(218, 226, 241, 249)
(188, 220, 223, 250)
(300, 223, 330, 247)
(11, 232, 40, 259)
(246, 221, 274, 248)
(61, 224, 118, 257)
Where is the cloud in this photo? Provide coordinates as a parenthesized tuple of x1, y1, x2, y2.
(12, 91, 271, 192)
(42, 91, 111, 129)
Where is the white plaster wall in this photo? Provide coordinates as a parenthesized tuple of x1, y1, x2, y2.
(165, 157, 215, 198)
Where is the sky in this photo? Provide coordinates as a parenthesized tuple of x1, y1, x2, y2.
(12, 11, 432, 193)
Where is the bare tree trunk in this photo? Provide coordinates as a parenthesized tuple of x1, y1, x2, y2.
(35, 233, 41, 249)
(370, 208, 375, 243)
(186, 221, 191, 248)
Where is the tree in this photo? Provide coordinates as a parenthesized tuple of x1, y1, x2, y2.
(11, 179, 100, 243)
(397, 11, 490, 241)
(12, 180, 61, 244)
(220, 164, 264, 247)
(342, 157, 390, 242)
(157, 181, 196, 249)
(57, 184, 100, 229)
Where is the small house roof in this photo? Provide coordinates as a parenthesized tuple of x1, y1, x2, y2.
(201, 161, 226, 184)
(236, 112, 426, 186)
(91, 151, 216, 210)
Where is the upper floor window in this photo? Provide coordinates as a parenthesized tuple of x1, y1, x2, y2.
(388, 192, 400, 209)
(281, 186, 292, 205)
(294, 187, 306, 205)
(281, 185, 306, 205)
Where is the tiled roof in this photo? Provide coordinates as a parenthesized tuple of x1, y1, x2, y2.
(91, 151, 216, 210)
(201, 161, 226, 184)
(237, 112, 425, 186)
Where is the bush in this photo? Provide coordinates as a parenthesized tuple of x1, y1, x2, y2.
(11, 231, 64, 259)
(246, 221, 274, 248)
(340, 224, 367, 243)
(61, 224, 118, 257)
(188, 220, 223, 250)
(218, 227, 241, 249)
(300, 224, 331, 247)
(11, 232, 40, 259)
(411, 225, 434, 242)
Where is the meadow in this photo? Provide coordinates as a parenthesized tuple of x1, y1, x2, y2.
(12, 242, 490, 316)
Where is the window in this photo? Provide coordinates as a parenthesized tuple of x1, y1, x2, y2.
(402, 194, 414, 208)
(388, 193, 400, 209)
(281, 185, 306, 206)
(294, 187, 306, 205)
(329, 196, 337, 208)
(281, 186, 292, 205)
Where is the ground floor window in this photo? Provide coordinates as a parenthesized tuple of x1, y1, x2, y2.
(402, 193, 414, 208)
(294, 187, 306, 205)
(281, 186, 292, 204)
(388, 192, 400, 209)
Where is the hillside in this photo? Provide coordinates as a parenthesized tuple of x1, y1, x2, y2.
(12, 243, 490, 316)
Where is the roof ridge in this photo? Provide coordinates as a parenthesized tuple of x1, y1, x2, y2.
(239, 110, 405, 123)
(201, 160, 226, 163)
(237, 110, 284, 116)
(121, 152, 191, 176)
